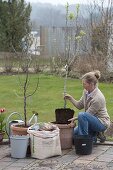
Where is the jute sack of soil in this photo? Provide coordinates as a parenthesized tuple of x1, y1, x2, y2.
(27, 123, 62, 159)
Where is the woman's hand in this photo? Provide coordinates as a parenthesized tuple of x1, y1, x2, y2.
(64, 93, 73, 101)
(68, 117, 78, 127)
(68, 117, 78, 122)
(64, 93, 78, 108)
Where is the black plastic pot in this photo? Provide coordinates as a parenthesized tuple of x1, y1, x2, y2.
(74, 135, 93, 155)
(55, 108, 74, 124)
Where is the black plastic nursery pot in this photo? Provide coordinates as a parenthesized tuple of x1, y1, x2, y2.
(55, 108, 74, 124)
(74, 135, 93, 155)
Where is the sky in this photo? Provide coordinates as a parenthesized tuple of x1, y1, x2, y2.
(3, 0, 94, 5)
(26, 0, 90, 5)
(26, 0, 109, 6)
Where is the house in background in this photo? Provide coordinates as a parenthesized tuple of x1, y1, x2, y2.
(29, 31, 40, 55)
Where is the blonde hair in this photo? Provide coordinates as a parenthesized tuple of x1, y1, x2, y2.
(81, 70, 101, 85)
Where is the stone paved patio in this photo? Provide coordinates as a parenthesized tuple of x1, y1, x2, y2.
(0, 141, 113, 170)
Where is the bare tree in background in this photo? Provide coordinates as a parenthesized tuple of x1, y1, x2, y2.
(92, 0, 113, 78)
(76, 0, 113, 78)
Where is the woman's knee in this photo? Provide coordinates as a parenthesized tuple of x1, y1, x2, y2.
(78, 112, 91, 121)
(78, 112, 86, 121)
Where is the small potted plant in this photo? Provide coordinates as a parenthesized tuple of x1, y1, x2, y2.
(10, 57, 39, 136)
(10, 35, 39, 136)
(9, 56, 39, 158)
(0, 108, 6, 143)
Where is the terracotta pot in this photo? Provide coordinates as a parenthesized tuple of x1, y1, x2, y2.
(55, 108, 74, 124)
(0, 131, 5, 143)
(11, 124, 29, 136)
(52, 122, 75, 150)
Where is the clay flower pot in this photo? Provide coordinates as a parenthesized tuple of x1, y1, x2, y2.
(52, 122, 75, 149)
(11, 124, 30, 136)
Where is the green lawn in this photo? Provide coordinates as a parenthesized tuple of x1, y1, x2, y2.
(0, 73, 113, 123)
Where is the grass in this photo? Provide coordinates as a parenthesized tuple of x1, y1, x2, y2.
(0, 73, 113, 124)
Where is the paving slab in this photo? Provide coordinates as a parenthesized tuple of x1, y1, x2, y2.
(0, 141, 113, 170)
